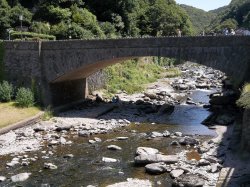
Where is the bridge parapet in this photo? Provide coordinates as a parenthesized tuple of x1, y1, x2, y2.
(2, 36, 250, 106)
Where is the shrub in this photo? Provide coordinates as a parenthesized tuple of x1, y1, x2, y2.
(42, 106, 54, 121)
(15, 87, 34, 107)
(0, 81, 13, 102)
(237, 83, 250, 109)
(11, 31, 56, 40)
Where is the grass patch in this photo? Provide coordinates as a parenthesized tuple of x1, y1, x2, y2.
(41, 106, 54, 121)
(104, 58, 164, 95)
(237, 83, 250, 109)
(0, 102, 40, 129)
(165, 68, 181, 78)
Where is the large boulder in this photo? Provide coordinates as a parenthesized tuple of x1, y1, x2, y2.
(179, 137, 199, 145)
(172, 174, 205, 187)
(145, 162, 168, 174)
(135, 147, 178, 165)
(11, 173, 31, 182)
(135, 147, 159, 155)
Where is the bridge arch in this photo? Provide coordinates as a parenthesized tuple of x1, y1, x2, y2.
(3, 36, 250, 106)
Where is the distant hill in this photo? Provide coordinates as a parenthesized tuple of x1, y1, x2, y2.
(209, 6, 228, 15)
(180, 4, 216, 35)
(207, 0, 250, 32)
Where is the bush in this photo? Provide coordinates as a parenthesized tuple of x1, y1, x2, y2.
(0, 81, 13, 102)
(11, 31, 56, 40)
(15, 87, 34, 107)
(237, 83, 250, 109)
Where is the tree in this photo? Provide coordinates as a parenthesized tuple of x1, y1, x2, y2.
(30, 21, 51, 34)
(0, 0, 11, 38)
(9, 4, 32, 27)
(71, 5, 104, 37)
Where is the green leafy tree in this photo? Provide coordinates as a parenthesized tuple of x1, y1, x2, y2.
(100, 22, 118, 38)
(71, 5, 104, 37)
(0, 0, 11, 38)
(9, 4, 32, 27)
(30, 21, 51, 34)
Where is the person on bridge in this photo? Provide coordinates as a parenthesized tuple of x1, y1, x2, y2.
(230, 29, 235, 35)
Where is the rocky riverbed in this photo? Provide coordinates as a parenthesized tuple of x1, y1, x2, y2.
(0, 62, 248, 187)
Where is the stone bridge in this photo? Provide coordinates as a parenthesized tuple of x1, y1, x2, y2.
(2, 36, 250, 106)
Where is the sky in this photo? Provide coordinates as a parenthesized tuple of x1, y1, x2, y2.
(175, 0, 231, 11)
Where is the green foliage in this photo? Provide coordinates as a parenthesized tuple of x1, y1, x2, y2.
(0, 81, 13, 102)
(0, 0, 11, 38)
(237, 83, 250, 109)
(11, 31, 55, 40)
(165, 68, 181, 78)
(139, 0, 193, 36)
(30, 22, 51, 34)
(1, 0, 194, 39)
(71, 5, 104, 37)
(51, 22, 94, 39)
(100, 22, 118, 38)
(0, 41, 4, 81)
(180, 5, 216, 35)
(9, 4, 32, 27)
(42, 106, 54, 121)
(207, 0, 250, 32)
(104, 58, 163, 94)
(15, 87, 35, 108)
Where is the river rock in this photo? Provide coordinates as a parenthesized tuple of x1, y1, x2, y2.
(107, 145, 122, 150)
(135, 153, 178, 164)
(63, 154, 74, 158)
(44, 163, 58, 169)
(170, 141, 180, 146)
(145, 162, 168, 174)
(179, 137, 199, 145)
(94, 137, 102, 142)
(78, 131, 90, 137)
(157, 104, 174, 115)
(48, 140, 59, 146)
(0, 176, 6, 182)
(116, 137, 129, 140)
(107, 178, 152, 187)
(198, 159, 210, 166)
(144, 92, 157, 100)
(173, 174, 205, 187)
(11, 173, 31, 182)
(6, 160, 19, 167)
(102, 157, 118, 163)
(150, 132, 163, 138)
(135, 147, 159, 155)
(174, 132, 183, 137)
(33, 126, 46, 132)
(170, 169, 184, 178)
(59, 137, 67, 144)
(89, 140, 96, 144)
(163, 130, 170, 137)
(55, 123, 72, 131)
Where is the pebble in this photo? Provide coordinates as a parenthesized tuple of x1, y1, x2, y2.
(116, 137, 129, 140)
(102, 157, 118, 163)
(44, 163, 58, 170)
(107, 145, 122, 150)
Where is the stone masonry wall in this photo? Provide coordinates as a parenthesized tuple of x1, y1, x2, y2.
(87, 70, 107, 94)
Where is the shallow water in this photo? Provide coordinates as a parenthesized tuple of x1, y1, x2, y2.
(0, 89, 217, 187)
